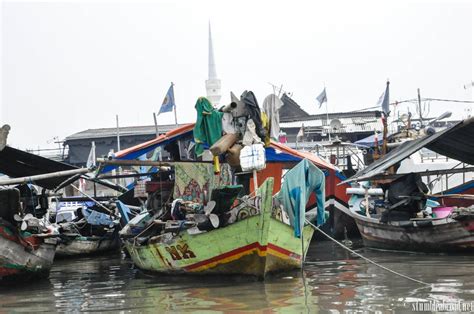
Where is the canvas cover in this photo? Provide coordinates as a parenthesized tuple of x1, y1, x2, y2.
(0, 146, 77, 189)
(173, 162, 232, 203)
(103, 123, 335, 173)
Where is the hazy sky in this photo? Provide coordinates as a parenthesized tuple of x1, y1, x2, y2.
(1, 0, 473, 150)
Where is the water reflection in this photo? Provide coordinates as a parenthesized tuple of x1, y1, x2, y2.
(1, 241, 474, 312)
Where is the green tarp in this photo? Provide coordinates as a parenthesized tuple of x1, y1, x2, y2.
(193, 97, 223, 157)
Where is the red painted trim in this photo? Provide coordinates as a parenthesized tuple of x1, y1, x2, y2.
(0, 226, 20, 243)
(0, 267, 21, 276)
(267, 243, 301, 259)
(184, 242, 261, 270)
(184, 242, 300, 271)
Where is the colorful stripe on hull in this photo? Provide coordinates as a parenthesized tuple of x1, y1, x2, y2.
(184, 242, 301, 272)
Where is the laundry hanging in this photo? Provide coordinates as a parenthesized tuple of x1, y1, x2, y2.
(193, 97, 223, 157)
(276, 159, 326, 237)
(262, 94, 284, 142)
(241, 91, 266, 142)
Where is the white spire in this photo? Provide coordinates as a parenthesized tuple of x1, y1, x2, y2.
(208, 22, 217, 80)
(205, 21, 221, 107)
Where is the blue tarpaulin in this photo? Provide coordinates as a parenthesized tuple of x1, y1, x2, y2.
(354, 134, 383, 148)
(100, 123, 336, 175)
(265, 147, 302, 163)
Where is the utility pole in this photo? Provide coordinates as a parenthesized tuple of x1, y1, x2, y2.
(116, 114, 121, 152)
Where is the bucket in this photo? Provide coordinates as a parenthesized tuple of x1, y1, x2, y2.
(432, 207, 454, 219)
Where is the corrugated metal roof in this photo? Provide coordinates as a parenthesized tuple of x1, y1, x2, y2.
(280, 94, 311, 122)
(281, 114, 383, 133)
(65, 124, 188, 141)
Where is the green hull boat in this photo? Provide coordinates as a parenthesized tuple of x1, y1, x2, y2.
(125, 178, 314, 278)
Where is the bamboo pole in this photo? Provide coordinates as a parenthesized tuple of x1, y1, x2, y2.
(97, 158, 172, 168)
(97, 158, 210, 167)
(368, 166, 474, 181)
(427, 193, 474, 200)
(0, 168, 89, 186)
(153, 113, 160, 137)
(70, 184, 115, 215)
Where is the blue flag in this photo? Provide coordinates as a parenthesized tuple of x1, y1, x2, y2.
(158, 84, 175, 114)
(316, 88, 327, 108)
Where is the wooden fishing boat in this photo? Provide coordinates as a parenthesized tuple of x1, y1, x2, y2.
(56, 234, 120, 257)
(124, 178, 314, 278)
(0, 219, 57, 280)
(339, 117, 474, 252)
(340, 205, 474, 252)
(55, 205, 121, 257)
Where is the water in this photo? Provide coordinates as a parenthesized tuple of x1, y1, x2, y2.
(2, 241, 474, 312)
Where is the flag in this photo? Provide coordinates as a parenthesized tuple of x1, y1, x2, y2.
(158, 84, 175, 114)
(297, 124, 305, 139)
(377, 81, 390, 115)
(316, 88, 327, 108)
(79, 177, 86, 192)
(86, 141, 96, 169)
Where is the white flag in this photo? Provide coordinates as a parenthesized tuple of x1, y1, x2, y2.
(297, 125, 305, 139)
(86, 141, 96, 169)
(376, 82, 390, 115)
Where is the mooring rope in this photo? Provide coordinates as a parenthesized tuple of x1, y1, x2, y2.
(305, 220, 431, 287)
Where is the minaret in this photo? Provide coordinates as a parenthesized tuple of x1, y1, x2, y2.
(205, 22, 222, 107)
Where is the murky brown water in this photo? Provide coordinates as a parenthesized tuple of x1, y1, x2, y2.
(1, 241, 474, 312)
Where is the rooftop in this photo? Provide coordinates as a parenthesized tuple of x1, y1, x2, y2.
(65, 124, 188, 141)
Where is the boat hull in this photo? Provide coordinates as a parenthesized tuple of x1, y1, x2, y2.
(56, 234, 120, 257)
(125, 178, 314, 278)
(0, 225, 56, 280)
(355, 217, 474, 252)
(126, 217, 313, 278)
(339, 203, 474, 252)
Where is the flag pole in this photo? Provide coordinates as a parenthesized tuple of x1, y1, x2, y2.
(172, 82, 178, 125)
(382, 80, 390, 155)
(153, 113, 159, 137)
(325, 85, 331, 142)
(116, 114, 121, 151)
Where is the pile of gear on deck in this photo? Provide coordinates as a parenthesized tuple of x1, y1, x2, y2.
(119, 91, 325, 243)
(53, 200, 119, 243)
(0, 185, 57, 246)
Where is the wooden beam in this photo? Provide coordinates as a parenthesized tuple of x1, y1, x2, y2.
(97, 171, 159, 180)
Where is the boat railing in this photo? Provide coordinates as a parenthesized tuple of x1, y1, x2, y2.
(419, 149, 450, 163)
(428, 162, 474, 192)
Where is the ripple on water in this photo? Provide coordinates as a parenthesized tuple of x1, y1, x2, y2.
(1, 242, 474, 312)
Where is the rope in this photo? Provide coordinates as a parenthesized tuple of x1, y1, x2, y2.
(305, 220, 431, 287)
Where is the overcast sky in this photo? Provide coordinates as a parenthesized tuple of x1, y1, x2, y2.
(1, 0, 473, 150)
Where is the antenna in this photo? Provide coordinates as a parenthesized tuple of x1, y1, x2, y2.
(267, 82, 290, 97)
